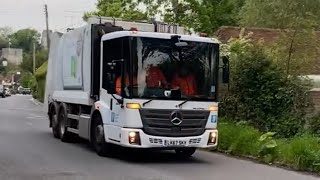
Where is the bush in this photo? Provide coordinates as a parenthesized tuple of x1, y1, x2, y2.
(258, 132, 278, 163)
(216, 121, 320, 173)
(34, 61, 47, 102)
(268, 113, 306, 138)
(33, 79, 45, 103)
(34, 61, 47, 79)
(20, 72, 34, 88)
(278, 135, 320, 172)
(220, 37, 311, 138)
(218, 121, 261, 156)
(308, 115, 320, 134)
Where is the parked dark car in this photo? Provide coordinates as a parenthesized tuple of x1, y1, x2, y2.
(22, 88, 31, 95)
(0, 85, 5, 98)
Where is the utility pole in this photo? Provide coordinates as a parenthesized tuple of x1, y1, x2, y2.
(33, 42, 36, 74)
(8, 38, 11, 49)
(44, 3, 50, 50)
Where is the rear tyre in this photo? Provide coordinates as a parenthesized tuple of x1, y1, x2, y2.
(50, 103, 60, 139)
(92, 114, 112, 157)
(58, 105, 73, 142)
(175, 148, 196, 158)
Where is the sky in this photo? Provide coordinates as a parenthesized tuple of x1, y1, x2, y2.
(0, 0, 97, 33)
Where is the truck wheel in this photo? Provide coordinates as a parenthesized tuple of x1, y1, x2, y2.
(175, 148, 197, 158)
(50, 103, 60, 139)
(58, 106, 73, 142)
(92, 114, 112, 157)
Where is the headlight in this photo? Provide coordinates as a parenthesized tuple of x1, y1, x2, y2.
(208, 132, 218, 145)
(128, 131, 141, 145)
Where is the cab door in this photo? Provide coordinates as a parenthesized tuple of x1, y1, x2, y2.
(100, 36, 131, 141)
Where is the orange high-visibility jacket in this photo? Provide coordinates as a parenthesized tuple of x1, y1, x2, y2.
(116, 76, 137, 95)
(171, 74, 197, 96)
(146, 66, 168, 88)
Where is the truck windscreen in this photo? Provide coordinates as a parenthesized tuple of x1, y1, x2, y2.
(129, 37, 217, 101)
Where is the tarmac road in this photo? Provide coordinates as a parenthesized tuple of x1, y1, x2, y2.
(0, 95, 318, 180)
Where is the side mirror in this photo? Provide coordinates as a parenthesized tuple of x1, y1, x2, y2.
(222, 56, 230, 84)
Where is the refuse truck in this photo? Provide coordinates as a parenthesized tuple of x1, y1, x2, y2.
(45, 17, 229, 157)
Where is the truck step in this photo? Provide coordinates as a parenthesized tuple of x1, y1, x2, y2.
(67, 114, 79, 120)
(80, 114, 90, 119)
(67, 127, 79, 134)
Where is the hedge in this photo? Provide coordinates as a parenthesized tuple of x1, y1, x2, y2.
(215, 121, 320, 174)
(34, 61, 47, 79)
(33, 61, 47, 102)
(220, 36, 312, 138)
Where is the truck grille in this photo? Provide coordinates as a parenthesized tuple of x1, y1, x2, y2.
(139, 109, 209, 137)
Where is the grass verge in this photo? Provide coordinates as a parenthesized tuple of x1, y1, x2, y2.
(214, 121, 320, 174)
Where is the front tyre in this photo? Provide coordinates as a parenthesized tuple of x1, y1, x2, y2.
(50, 103, 60, 139)
(175, 148, 197, 158)
(92, 114, 112, 157)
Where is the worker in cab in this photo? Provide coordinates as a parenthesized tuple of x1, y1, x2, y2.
(146, 65, 168, 89)
(115, 75, 137, 95)
(171, 66, 197, 96)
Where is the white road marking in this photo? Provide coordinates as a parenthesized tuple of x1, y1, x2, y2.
(27, 114, 46, 120)
(29, 98, 43, 106)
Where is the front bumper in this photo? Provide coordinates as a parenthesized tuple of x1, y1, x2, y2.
(106, 127, 218, 149)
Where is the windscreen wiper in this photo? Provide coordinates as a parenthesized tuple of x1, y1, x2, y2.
(143, 99, 154, 107)
(176, 99, 190, 108)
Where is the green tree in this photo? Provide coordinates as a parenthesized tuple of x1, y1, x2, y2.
(198, 0, 244, 34)
(9, 28, 41, 54)
(0, 60, 5, 74)
(84, 0, 147, 21)
(21, 49, 48, 73)
(0, 27, 13, 38)
(240, 0, 320, 75)
(0, 27, 12, 49)
(85, 0, 244, 35)
(140, 0, 244, 34)
(0, 36, 8, 50)
(20, 72, 34, 88)
(240, 0, 320, 29)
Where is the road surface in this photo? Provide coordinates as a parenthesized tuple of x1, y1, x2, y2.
(0, 95, 318, 180)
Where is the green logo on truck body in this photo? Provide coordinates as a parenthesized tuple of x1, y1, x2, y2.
(71, 56, 77, 78)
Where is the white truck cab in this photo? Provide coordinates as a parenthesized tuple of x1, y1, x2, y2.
(45, 17, 229, 157)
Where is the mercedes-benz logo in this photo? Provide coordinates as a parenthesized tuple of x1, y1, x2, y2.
(170, 111, 183, 126)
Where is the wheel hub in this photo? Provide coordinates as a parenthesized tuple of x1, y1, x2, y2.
(60, 115, 65, 135)
(52, 114, 58, 127)
(95, 125, 104, 142)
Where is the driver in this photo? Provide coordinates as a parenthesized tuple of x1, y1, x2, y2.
(145, 65, 168, 89)
(115, 74, 137, 95)
(171, 66, 197, 96)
